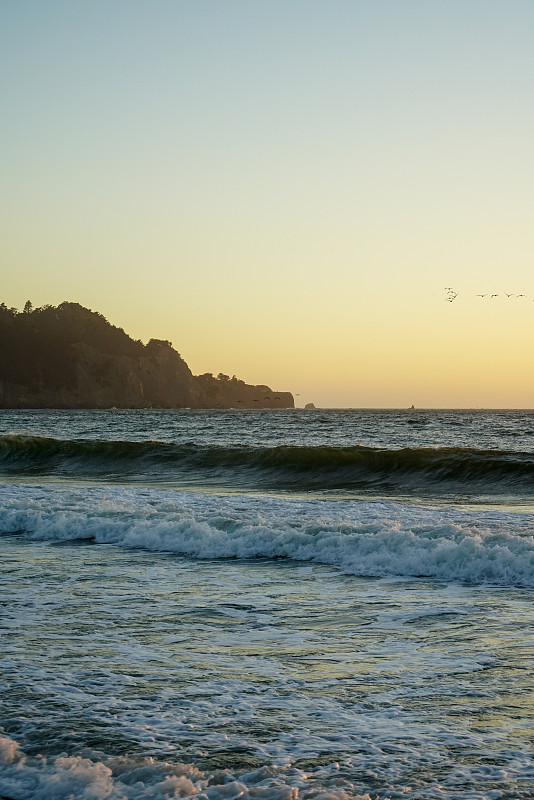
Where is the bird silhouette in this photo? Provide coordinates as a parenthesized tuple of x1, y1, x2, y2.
(442, 289, 533, 303)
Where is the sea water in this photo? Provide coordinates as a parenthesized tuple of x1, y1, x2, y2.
(1, 409, 533, 799)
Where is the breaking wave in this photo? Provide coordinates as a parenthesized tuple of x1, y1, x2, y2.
(1, 484, 534, 587)
(1, 435, 534, 496)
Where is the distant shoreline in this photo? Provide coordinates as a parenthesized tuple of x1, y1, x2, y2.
(2, 406, 533, 412)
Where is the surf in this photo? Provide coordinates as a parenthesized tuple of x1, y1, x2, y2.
(1, 483, 534, 587)
(2, 435, 534, 498)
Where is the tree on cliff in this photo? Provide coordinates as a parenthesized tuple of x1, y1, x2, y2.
(0, 302, 146, 391)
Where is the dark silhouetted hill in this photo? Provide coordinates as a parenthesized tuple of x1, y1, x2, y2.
(0, 302, 294, 409)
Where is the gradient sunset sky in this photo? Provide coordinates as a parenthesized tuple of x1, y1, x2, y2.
(3, 1, 534, 407)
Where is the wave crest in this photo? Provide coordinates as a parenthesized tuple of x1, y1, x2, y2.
(1, 484, 534, 587)
(1, 435, 534, 495)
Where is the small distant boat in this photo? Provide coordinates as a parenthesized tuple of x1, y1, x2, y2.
(409, 405, 415, 410)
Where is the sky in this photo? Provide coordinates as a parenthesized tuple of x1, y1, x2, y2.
(2, 0, 534, 408)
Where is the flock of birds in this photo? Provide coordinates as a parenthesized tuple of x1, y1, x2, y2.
(445, 288, 532, 303)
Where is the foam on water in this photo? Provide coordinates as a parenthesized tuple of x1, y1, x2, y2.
(1, 483, 534, 586)
(0, 735, 261, 800)
(3, 413, 534, 799)
(2, 508, 534, 800)
(0, 733, 359, 800)
(3, 732, 534, 800)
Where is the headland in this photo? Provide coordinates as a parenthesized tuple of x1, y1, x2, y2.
(0, 302, 294, 409)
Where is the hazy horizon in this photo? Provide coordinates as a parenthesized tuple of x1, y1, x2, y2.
(3, 1, 534, 408)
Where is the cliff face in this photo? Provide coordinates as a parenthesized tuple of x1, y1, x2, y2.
(0, 302, 294, 409)
(72, 340, 204, 408)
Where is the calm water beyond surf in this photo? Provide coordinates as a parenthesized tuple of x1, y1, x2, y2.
(1, 409, 534, 799)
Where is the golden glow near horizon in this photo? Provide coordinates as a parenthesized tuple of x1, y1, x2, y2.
(2, 1, 534, 407)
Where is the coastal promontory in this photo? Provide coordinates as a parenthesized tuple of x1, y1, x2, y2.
(0, 302, 294, 409)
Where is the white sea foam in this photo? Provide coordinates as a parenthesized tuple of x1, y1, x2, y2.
(1, 483, 534, 586)
(0, 734, 373, 800)
(2, 731, 534, 800)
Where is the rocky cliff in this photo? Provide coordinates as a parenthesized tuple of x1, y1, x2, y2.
(0, 302, 294, 409)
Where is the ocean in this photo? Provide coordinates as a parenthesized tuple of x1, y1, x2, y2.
(1, 409, 533, 800)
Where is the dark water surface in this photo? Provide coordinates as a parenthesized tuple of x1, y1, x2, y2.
(1, 410, 533, 799)
(2, 408, 534, 502)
